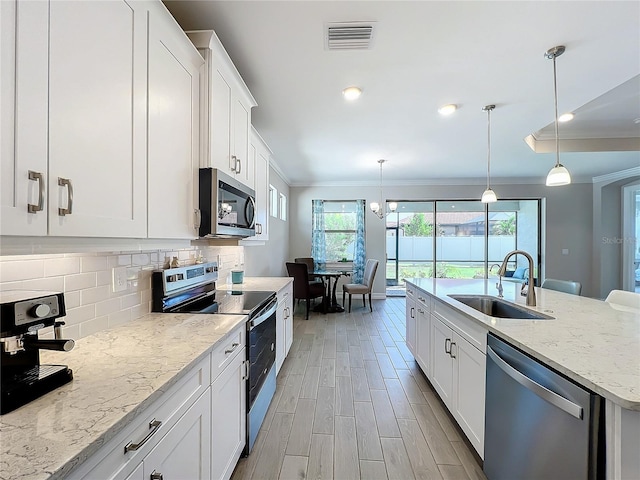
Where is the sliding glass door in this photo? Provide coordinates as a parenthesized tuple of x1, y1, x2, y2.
(385, 199, 541, 294)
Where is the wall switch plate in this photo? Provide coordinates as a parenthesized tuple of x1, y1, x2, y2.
(562, 248, 569, 255)
(112, 266, 127, 292)
(217, 254, 222, 269)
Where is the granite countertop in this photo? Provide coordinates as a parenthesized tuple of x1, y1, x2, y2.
(0, 311, 247, 480)
(405, 278, 640, 410)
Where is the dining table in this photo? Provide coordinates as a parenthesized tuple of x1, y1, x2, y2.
(312, 269, 352, 313)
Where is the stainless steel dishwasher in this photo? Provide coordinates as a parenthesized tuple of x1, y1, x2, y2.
(484, 334, 605, 480)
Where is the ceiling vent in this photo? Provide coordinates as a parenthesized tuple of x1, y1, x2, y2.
(325, 22, 375, 50)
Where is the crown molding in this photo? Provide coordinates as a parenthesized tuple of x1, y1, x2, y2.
(592, 166, 640, 184)
(269, 157, 291, 185)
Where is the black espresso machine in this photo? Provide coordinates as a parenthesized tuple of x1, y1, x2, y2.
(0, 291, 75, 414)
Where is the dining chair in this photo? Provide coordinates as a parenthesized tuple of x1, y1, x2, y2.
(342, 259, 379, 312)
(294, 257, 323, 286)
(605, 290, 640, 310)
(541, 278, 582, 296)
(286, 262, 325, 319)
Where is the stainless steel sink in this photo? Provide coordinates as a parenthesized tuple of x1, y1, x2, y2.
(448, 295, 554, 320)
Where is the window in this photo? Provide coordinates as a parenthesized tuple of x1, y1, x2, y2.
(279, 193, 287, 221)
(324, 201, 358, 261)
(312, 199, 366, 282)
(269, 185, 278, 218)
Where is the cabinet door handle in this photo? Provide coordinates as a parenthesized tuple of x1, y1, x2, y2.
(57, 177, 73, 216)
(150, 471, 163, 480)
(450, 341, 456, 359)
(225, 342, 240, 354)
(27, 170, 45, 213)
(236, 157, 242, 174)
(231, 155, 237, 172)
(124, 419, 162, 453)
(444, 338, 451, 354)
(410, 307, 415, 319)
(194, 208, 201, 229)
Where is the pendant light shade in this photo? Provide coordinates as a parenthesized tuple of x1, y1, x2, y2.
(546, 164, 571, 186)
(481, 105, 497, 203)
(481, 188, 497, 203)
(545, 45, 571, 187)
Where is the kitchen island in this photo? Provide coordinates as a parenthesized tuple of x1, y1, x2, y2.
(405, 278, 639, 479)
(0, 277, 292, 480)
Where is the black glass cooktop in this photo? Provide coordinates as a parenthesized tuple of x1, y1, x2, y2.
(171, 289, 275, 317)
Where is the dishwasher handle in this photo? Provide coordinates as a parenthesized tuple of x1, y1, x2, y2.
(487, 345, 583, 419)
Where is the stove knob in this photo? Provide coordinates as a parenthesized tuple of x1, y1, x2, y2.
(30, 303, 51, 318)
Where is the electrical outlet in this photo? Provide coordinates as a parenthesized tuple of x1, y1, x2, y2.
(112, 266, 127, 293)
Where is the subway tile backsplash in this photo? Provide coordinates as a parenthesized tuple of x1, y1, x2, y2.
(0, 246, 244, 340)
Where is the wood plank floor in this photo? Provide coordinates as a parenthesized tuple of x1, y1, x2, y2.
(231, 297, 487, 480)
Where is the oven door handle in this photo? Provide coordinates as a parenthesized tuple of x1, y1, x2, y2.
(249, 298, 278, 329)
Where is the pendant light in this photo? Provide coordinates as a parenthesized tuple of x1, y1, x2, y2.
(481, 104, 497, 203)
(369, 159, 397, 219)
(545, 45, 571, 186)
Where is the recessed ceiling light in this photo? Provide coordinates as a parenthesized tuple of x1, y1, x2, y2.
(558, 112, 574, 122)
(438, 104, 457, 116)
(342, 86, 362, 101)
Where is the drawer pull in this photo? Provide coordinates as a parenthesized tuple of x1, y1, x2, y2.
(150, 471, 163, 480)
(225, 342, 240, 354)
(444, 338, 452, 354)
(124, 419, 162, 454)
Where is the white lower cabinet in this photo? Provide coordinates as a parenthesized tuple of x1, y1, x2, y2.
(211, 346, 246, 480)
(276, 282, 293, 374)
(431, 315, 455, 407)
(124, 462, 143, 480)
(406, 282, 487, 459)
(143, 388, 212, 480)
(415, 298, 431, 375)
(405, 288, 417, 356)
(67, 356, 211, 480)
(452, 331, 485, 455)
(431, 313, 486, 457)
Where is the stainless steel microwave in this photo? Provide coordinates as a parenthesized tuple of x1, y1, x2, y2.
(199, 168, 256, 238)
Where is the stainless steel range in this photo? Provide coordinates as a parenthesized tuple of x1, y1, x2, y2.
(152, 262, 277, 455)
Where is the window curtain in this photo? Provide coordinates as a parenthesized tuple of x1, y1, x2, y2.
(353, 199, 366, 283)
(311, 200, 326, 270)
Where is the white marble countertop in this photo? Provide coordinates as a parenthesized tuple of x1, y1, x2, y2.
(405, 278, 640, 410)
(217, 276, 292, 293)
(0, 312, 247, 480)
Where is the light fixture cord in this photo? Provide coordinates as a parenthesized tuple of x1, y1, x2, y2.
(553, 54, 560, 168)
(379, 160, 384, 218)
(486, 108, 491, 189)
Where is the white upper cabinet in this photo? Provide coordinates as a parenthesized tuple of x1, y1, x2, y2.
(1, 0, 49, 236)
(147, 2, 203, 239)
(244, 127, 270, 242)
(48, 0, 147, 237)
(1, 0, 201, 240)
(187, 30, 257, 188)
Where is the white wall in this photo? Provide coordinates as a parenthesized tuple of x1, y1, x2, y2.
(243, 166, 290, 277)
(290, 182, 594, 297)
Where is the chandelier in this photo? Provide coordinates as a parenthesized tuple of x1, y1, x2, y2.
(369, 159, 397, 219)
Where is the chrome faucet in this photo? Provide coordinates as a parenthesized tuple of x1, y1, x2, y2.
(497, 250, 537, 306)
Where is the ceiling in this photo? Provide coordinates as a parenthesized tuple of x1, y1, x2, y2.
(163, 1, 640, 186)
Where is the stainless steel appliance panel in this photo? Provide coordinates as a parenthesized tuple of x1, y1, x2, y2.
(484, 334, 604, 480)
(199, 168, 255, 238)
